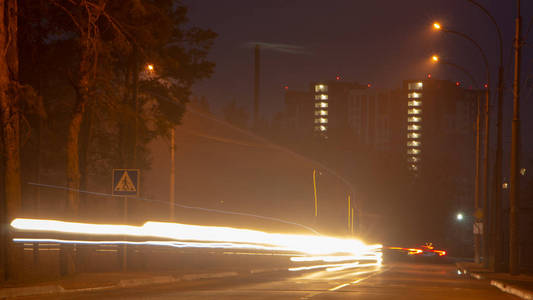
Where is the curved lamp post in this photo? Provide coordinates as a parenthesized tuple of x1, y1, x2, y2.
(431, 24, 491, 267)
(431, 55, 481, 264)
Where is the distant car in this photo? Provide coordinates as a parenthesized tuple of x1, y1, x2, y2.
(387, 242, 447, 258)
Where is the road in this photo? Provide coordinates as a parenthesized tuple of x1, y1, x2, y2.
(26, 262, 516, 299)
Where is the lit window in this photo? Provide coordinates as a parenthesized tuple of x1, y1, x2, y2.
(407, 140, 421, 147)
(408, 156, 420, 163)
(320, 125, 327, 131)
(319, 110, 327, 116)
(319, 118, 328, 124)
(407, 132, 421, 139)
(407, 148, 421, 155)
(408, 82, 423, 90)
(408, 100, 422, 107)
(315, 102, 328, 108)
(408, 124, 421, 131)
(314, 94, 328, 100)
(408, 116, 422, 122)
(409, 164, 418, 171)
(408, 92, 422, 99)
(408, 108, 422, 115)
(315, 84, 328, 93)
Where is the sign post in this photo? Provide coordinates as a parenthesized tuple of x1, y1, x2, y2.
(112, 169, 140, 271)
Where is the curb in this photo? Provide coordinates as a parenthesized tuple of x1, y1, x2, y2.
(491, 280, 533, 300)
(0, 271, 241, 298)
(180, 271, 239, 281)
(456, 264, 533, 300)
(0, 285, 64, 298)
(118, 275, 178, 288)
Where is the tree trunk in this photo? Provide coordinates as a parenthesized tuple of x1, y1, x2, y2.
(66, 100, 85, 217)
(79, 107, 92, 216)
(62, 41, 91, 275)
(0, 0, 23, 281)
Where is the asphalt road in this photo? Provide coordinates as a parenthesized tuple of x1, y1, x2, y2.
(29, 262, 516, 299)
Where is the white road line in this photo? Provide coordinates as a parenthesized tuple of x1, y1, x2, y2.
(301, 267, 390, 299)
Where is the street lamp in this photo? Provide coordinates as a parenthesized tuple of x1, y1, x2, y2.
(143, 63, 175, 221)
(456, 213, 464, 221)
(430, 54, 483, 265)
(432, 21, 492, 269)
(430, 55, 478, 87)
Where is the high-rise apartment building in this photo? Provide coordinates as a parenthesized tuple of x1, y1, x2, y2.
(310, 81, 367, 139)
(403, 79, 480, 175)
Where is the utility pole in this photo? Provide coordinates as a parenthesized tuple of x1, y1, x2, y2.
(312, 169, 318, 220)
(509, 0, 522, 276)
(122, 196, 128, 271)
(348, 195, 351, 233)
(352, 208, 355, 234)
(491, 66, 505, 272)
(482, 83, 490, 268)
(474, 94, 481, 264)
(170, 128, 176, 221)
(253, 44, 260, 128)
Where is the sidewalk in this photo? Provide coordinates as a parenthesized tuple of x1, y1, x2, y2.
(0, 267, 284, 298)
(457, 262, 533, 300)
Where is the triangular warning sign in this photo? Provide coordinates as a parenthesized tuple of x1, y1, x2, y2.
(115, 171, 136, 192)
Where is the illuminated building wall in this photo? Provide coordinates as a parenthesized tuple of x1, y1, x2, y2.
(403, 79, 480, 178)
(406, 81, 423, 173)
(310, 81, 368, 140)
(313, 83, 329, 138)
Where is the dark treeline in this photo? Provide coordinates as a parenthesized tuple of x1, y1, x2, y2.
(0, 0, 216, 280)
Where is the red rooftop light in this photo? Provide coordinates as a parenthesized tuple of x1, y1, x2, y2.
(336, 75, 341, 80)
(367, 83, 372, 88)
(427, 73, 432, 79)
(456, 81, 460, 86)
(484, 83, 488, 88)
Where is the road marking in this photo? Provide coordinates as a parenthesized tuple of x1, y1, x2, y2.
(300, 267, 390, 299)
(329, 283, 350, 291)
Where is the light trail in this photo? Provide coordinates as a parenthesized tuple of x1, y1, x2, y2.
(329, 283, 350, 291)
(13, 238, 289, 252)
(11, 218, 382, 272)
(11, 218, 381, 256)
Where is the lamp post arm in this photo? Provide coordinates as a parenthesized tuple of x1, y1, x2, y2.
(465, 0, 504, 65)
(442, 60, 478, 88)
(443, 28, 490, 85)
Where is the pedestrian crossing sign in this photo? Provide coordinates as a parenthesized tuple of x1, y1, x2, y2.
(112, 169, 139, 196)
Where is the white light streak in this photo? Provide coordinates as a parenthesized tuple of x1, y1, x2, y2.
(12, 219, 382, 275)
(329, 283, 350, 291)
(11, 218, 382, 257)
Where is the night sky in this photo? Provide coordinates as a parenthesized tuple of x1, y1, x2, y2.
(184, 1, 532, 136)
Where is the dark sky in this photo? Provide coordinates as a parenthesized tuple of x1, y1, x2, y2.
(184, 0, 533, 124)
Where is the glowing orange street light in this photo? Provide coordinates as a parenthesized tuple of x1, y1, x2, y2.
(146, 64, 154, 72)
(433, 22, 441, 30)
(431, 55, 439, 62)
